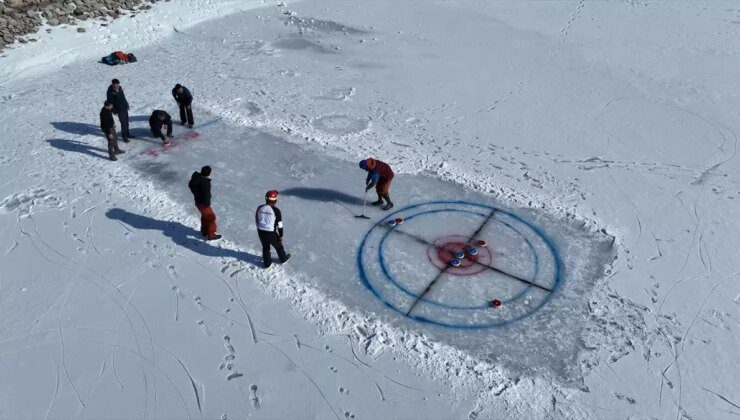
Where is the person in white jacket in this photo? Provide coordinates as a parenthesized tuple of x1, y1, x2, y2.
(255, 190, 291, 268)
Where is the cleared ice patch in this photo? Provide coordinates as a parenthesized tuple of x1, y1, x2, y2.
(284, 16, 366, 34)
(274, 36, 337, 54)
(230, 39, 278, 57)
(315, 87, 355, 101)
(124, 113, 614, 385)
(312, 114, 370, 135)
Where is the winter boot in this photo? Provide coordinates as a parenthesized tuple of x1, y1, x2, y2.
(382, 195, 394, 211)
(109, 155, 118, 161)
(206, 234, 222, 241)
(280, 254, 291, 264)
(371, 198, 384, 206)
(115, 149, 126, 154)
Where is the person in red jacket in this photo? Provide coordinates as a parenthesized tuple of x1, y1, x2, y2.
(359, 158, 394, 210)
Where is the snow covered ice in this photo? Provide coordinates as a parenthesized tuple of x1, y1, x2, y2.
(1, 0, 739, 419)
(117, 113, 615, 384)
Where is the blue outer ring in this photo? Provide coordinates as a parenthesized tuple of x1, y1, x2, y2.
(357, 200, 563, 329)
(377, 209, 536, 309)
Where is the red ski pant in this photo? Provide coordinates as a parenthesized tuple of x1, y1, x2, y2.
(196, 204, 218, 239)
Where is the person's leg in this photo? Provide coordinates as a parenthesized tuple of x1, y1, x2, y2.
(105, 131, 116, 159)
(119, 110, 131, 139)
(258, 230, 272, 268)
(372, 179, 385, 205)
(186, 105, 194, 127)
(179, 103, 187, 125)
(111, 128, 123, 153)
(197, 205, 218, 239)
(373, 179, 387, 205)
(379, 178, 393, 210)
(166, 123, 173, 138)
(268, 232, 289, 262)
(197, 205, 208, 236)
(204, 206, 217, 238)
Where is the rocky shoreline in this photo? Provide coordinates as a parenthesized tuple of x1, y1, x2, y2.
(0, 0, 164, 53)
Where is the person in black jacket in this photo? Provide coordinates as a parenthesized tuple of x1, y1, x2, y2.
(99, 101, 125, 160)
(106, 79, 134, 142)
(172, 84, 194, 128)
(149, 110, 174, 144)
(188, 166, 221, 240)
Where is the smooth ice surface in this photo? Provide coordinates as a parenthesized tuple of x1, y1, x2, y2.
(118, 114, 614, 383)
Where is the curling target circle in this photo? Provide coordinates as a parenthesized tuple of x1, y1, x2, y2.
(357, 201, 562, 329)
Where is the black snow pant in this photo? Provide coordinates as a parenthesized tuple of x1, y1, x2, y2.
(116, 109, 131, 139)
(103, 128, 121, 158)
(178, 102, 194, 126)
(258, 230, 288, 268)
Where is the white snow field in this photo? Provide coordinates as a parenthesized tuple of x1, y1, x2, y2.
(1, 1, 739, 419)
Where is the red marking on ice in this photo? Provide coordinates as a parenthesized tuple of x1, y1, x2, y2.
(140, 131, 201, 157)
(491, 299, 502, 308)
(426, 235, 492, 276)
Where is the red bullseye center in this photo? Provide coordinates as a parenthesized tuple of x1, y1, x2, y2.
(436, 242, 477, 267)
(426, 235, 491, 276)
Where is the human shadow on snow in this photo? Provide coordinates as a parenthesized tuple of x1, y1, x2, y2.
(51, 117, 153, 139)
(281, 187, 364, 205)
(106, 208, 262, 267)
(47, 139, 109, 160)
(51, 121, 100, 136)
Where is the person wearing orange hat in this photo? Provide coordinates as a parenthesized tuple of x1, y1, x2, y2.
(255, 190, 291, 268)
(359, 158, 394, 210)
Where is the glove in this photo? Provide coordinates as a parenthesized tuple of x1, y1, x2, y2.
(365, 180, 376, 191)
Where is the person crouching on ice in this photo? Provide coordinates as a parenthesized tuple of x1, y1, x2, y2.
(149, 110, 174, 145)
(188, 166, 221, 241)
(255, 190, 291, 268)
(360, 158, 394, 210)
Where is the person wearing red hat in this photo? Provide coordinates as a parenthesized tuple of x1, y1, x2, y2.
(255, 190, 290, 268)
(359, 158, 394, 210)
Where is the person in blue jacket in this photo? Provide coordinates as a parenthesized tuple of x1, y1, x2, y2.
(172, 84, 194, 128)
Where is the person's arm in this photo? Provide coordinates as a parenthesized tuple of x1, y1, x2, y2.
(274, 208, 284, 237)
(106, 91, 118, 114)
(172, 88, 179, 103)
(155, 123, 166, 141)
(366, 172, 379, 190)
